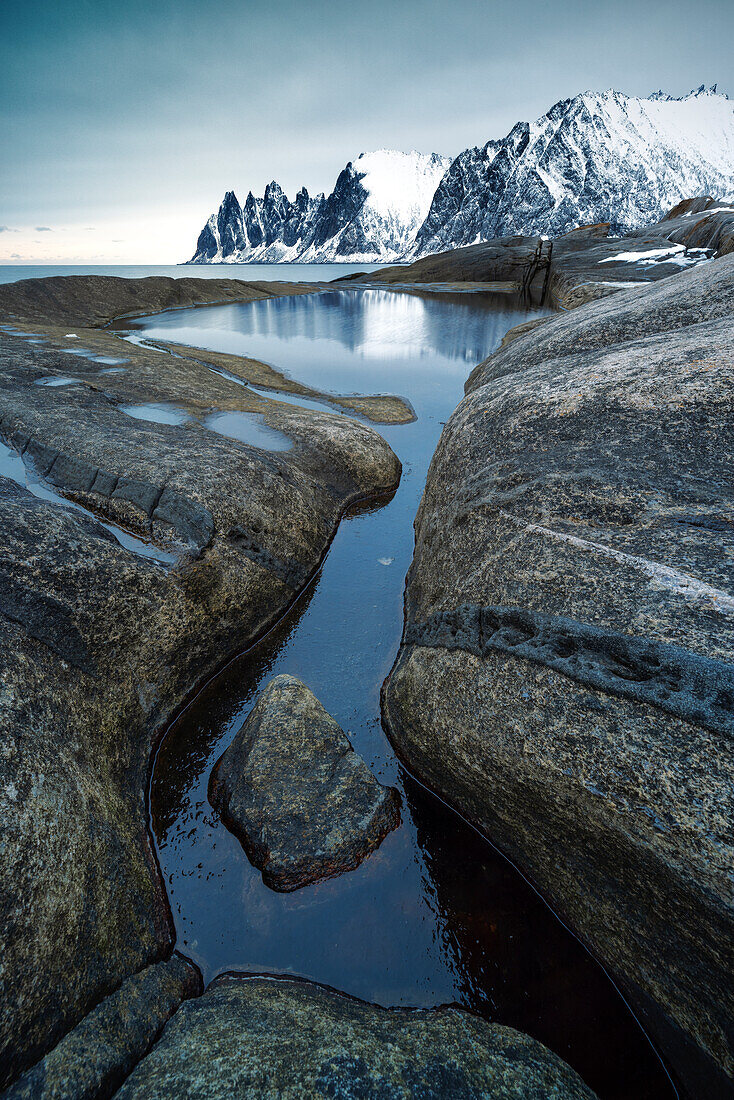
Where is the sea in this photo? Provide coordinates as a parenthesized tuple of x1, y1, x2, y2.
(0, 263, 384, 286)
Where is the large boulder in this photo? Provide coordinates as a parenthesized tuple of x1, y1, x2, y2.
(3, 954, 201, 1100)
(0, 278, 401, 1088)
(383, 254, 734, 1094)
(114, 976, 598, 1099)
(209, 674, 401, 890)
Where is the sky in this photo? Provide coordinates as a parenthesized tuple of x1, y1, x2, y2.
(1, 0, 732, 264)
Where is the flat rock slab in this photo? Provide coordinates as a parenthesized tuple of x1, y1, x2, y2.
(209, 674, 401, 891)
(115, 976, 598, 1099)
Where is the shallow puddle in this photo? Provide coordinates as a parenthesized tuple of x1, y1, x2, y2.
(203, 409, 292, 451)
(146, 289, 677, 1099)
(61, 347, 130, 365)
(119, 402, 191, 426)
(0, 435, 177, 564)
(35, 375, 81, 387)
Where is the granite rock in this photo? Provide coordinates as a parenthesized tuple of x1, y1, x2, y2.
(383, 253, 734, 1092)
(2, 954, 201, 1100)
(210, 675, 401, 890)
(115, 976, 598, 1099)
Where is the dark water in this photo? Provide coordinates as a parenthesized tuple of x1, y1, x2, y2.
(146, 289, 677, 1100)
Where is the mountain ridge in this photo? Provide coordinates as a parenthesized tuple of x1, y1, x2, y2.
(189, 85, 733, 264)
(191, 149, 450, 264)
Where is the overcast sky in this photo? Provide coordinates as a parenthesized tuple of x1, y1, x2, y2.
(2, 0, 732, 264)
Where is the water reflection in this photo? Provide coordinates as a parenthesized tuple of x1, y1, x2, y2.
(133, 287, 526, 392)
(119, 402, 192, 426)
(148, 288, 675, 1100)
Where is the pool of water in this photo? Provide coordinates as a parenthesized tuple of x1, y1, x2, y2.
(119, 402, 191, 426)
(202, 410, 292, 451)
(35, 376, 81, 387)
(145, 288, 677, 1100)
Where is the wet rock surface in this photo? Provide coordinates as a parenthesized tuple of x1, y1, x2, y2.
(114, 976, 598, 1099)
(3, 954, 201, 1100)
(383, 252, 734, 1093)
(209, 674, 401, 891)
(0, 277, 400, 1088)
(136, 338, 416, 425)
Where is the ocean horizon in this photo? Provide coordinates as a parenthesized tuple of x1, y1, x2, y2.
(0, 262, 385, 286)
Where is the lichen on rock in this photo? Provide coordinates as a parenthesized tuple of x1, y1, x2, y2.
(383, 252, 734, 1092)
(209, 674, 401, 891)
(114, 976, 598, 1099)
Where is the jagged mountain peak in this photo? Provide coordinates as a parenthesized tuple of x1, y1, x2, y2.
(190, 147, 450, 264)
(648, 85, 723, 102)
(189, 87, 733, 264)
(410, 86, 734, 257)
(684, 83, 722, 98)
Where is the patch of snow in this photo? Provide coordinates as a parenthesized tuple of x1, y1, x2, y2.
(356, 150, 450, 227)
(599, 246, 686, 263)
(681, 206, 733, 217)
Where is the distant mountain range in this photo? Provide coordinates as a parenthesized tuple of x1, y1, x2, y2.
(189, 85, 734, 264)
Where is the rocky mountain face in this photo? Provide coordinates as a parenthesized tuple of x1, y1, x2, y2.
(190, 86, 733, 264)
(191, 150, 450, 264)
(412, 85, 734, 255)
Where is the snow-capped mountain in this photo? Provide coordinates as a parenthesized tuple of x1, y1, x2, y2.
(411, 85, 734, 255)
(191, 150, 450, 264)
(189, 86, 734, 264)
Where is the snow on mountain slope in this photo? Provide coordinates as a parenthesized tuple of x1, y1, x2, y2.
(189, 86, 733, 264)
(357, 149, 451, 235)
(411, 85, 734, 256)
(190, 149, 449, 264)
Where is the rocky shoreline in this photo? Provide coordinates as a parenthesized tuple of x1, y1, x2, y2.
(0, 275, 402, 1088)
(383, 218, 734, 1095)
(0, 202, 731, 1096)
(355, 196, 734, 309)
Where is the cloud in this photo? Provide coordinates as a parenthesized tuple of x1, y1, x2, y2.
(0, 226, 18, 232)
(10, 253, 22, 259)
(35, 225, 52, 231)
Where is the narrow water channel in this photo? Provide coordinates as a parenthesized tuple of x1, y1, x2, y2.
(140, 288, 677, 1100)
